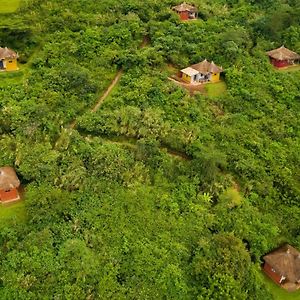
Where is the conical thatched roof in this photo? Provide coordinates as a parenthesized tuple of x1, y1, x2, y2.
(191, 59, 223, 74)
(267, 46, 300, 61)
(172, 2, 197, 12)
(263, 244, 300, 284)
(0, 167, 20, 191)
(0, 47, 19, 60)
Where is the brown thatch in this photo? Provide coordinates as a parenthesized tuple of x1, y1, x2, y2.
(0, 47, 19, 60)
(263, 244, 300, 284)
(191, 59, 223, 74)
(172, 2, 197, 12)
(267, 46, 300, 61)
(0, 167, 20, 191)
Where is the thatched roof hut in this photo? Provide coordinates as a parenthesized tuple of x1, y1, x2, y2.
(267, 46, 300, 61)
(263, 244, 300, 292)
(0, 47, 18, 60)
(0, 167, 20, 191)
(172, 2, 197, 13)
(191, 59, 223, 74)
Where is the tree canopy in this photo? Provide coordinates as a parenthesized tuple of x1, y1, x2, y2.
(0, 0, 300, 298)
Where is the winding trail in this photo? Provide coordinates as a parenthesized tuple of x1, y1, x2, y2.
(56, 35, 192, 161)
(91, 69, 123, 113)
(68, 69, 123, 129)
(68, 36, 149, 130)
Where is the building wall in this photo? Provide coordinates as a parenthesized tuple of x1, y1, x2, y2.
(179, 11, 189, 21)
(181, 72, 192, 83)
(210, 73, 220, 82)
(0, 188, 20, 203)
(271, 59, 290, 68)
(196, 73, 205, 81)
(263, 263, 282, 285)
(189, 12, 196, 19)
(4, 58, 18, 71)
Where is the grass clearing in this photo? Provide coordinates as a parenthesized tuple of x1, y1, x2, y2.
(0, 69, 24, 87)
(0, 201, 26, 226)
(205, 81, 227, 98)
(263, 274, 300, 300)
(276, 65, 300, 73)
(0, 0, 21, 13)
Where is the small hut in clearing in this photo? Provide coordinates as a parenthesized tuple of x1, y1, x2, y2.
(172, 2, 198, 21)
(0, 47, 19, 72)
(263, 244, 300, 292)
(180, 59, 223, 84)
(0, 167, 21, 203)
(267, 46, 300, 68)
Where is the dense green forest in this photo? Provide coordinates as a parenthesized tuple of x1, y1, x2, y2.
(0, 0, 300, 298)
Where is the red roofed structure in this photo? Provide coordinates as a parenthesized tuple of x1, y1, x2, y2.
(267, 46, 300, 68)
(172, 2, 198, 21)
(263, 244, 300, 292)
(0, 167, 21, 203)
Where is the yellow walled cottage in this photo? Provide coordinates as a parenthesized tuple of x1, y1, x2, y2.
(180, 59, 223, 84)
(0, 47, 19, 71)
(180, 67, 200, 83)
